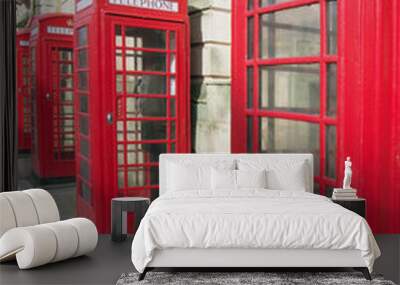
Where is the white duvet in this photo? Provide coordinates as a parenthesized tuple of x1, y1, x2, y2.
(131, 190, 380, 273)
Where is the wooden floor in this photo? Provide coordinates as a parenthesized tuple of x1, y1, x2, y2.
(0, 235, 399, 285)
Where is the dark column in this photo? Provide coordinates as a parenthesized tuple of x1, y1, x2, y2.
(0, 0, 17, 192)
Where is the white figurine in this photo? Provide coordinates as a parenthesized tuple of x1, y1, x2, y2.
(343, 156, 352, 189)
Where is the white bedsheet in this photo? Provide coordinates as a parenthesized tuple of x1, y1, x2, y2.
(131, 190, 380, 273)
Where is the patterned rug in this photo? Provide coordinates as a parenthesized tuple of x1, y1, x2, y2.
(116, 271, 396, 285)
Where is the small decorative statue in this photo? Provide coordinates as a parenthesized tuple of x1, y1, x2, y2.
(343, 156, 352, 189)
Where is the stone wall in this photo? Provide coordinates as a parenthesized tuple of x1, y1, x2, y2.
(33, 0, 74, 14)
(189, 0, 231, 153)
(16, 0, 74, 27)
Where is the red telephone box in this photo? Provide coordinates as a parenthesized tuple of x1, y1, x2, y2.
(29, 14, 76, 181)
(74, 0, 190, 232)
(16, 29, 32, 152)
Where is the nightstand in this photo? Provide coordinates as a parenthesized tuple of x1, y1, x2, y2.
(331, 198, 366, 218)
(111, 197, 150, 242)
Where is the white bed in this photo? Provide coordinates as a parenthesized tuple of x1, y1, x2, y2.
(131, 154, 380, 280)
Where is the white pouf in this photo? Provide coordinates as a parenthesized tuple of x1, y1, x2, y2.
(1, 191, 40, 227)
(64, 218, 98, 257)
(42, 221, 79, 262)
(0, 189, 98, 269)
(0, 196, 17, 237)
(24, 188, 60, 223)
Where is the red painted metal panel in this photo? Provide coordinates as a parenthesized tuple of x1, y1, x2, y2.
(231, 0, 247, 153)
(384, 0, 399, 233)
(74, 0, 190, 233)
(366, 0, 399, 233)
(393, 0, 400, 233)
(74, 11, 100, 227)
(342, 0, 399, 233)
(29, 14, 75, 180)
(16, 30, 32, 152)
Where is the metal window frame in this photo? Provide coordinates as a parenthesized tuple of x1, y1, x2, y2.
(232, 0, 342, 194)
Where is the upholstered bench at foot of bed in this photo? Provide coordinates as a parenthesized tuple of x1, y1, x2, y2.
(0, 218, 98, 269)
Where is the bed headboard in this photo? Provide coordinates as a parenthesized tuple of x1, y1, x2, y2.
(159, 153, 314, 195)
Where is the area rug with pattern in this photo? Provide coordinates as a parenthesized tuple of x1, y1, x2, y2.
(116, 271, 396, 285)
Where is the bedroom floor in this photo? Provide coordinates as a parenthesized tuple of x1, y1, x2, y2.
(0, 235, 399, 285)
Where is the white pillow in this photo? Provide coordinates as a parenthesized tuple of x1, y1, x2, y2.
(167, 162, 210, 191)
(266, 162, 307, 191)
(211, 168, 236, 190)
(237, 169, 267, 189)
(237, 159, 308, 191)
(167, 160, 235, 192)
(211, 168, 267, 190)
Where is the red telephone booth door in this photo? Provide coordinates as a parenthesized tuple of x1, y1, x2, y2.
(105, 17, 189, 199)
(44, 42, 75, 175)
